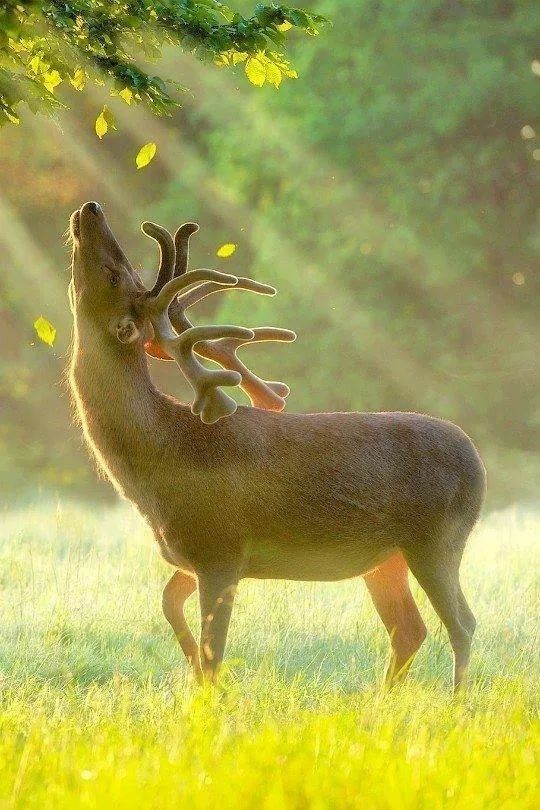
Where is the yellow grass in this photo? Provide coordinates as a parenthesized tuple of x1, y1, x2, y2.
(0, 502, 538, 808)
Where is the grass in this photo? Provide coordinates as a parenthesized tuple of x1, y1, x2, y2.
(0, 501, 538, 808)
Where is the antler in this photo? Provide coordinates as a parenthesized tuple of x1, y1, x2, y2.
(143, 271, 255, 424)
(141, 222, 175, 296)
(141, 220, 296, 421)
(174, 222, 199, 277)
(196, 327, 296, 410)
(169, 225, 295, 410)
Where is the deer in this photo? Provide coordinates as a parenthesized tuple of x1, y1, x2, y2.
(68, 201, 486, 692)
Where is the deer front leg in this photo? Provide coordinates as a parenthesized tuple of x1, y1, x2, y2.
(198, 568, 238, 682)
(162, 570, 203, 683)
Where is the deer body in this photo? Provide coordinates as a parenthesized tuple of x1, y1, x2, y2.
(68, 202, 485, 690)
(71, 333, 484, 581)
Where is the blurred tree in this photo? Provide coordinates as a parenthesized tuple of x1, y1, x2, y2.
(153, 0, 538, 505)
(0, 0, 537, 507)
(0, 0, 326, 125)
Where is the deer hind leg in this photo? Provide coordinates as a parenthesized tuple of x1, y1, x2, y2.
(162, 570, 203, 683)
(403, 543, 475, 692)
(364, 552, 427, 688)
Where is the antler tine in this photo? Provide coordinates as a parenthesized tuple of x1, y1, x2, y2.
(199, 327, 296, 411)
(142, 222, 176, 295)
(174, 222, 199, 277)
(176, 276, 276, 312)
(147, 269, 238, 318)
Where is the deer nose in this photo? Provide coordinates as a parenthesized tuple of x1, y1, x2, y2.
(87, 201, 102, 215)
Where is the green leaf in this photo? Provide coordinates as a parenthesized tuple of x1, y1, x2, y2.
(135, 142, 157, 169)
(216, 243, 237, 258)
(34, 316, 56, 347)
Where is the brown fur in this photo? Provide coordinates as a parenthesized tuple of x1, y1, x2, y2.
(69, 202, 486, 690)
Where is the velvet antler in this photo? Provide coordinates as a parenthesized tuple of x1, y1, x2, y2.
(143, 271, 256, 423)
(141, 220, 296, 420)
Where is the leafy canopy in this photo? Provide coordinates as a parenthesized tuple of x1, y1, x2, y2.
(0, 1, 327, 125)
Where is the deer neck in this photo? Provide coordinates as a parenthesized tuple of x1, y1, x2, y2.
(69, 318, 162, 496)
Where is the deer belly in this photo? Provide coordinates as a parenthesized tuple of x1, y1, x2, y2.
(244, 540, 397, 582)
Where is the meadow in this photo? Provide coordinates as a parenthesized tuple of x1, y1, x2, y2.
(0, 501, 538, 808)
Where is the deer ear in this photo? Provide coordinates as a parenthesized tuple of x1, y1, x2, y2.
(114, 316, 140, 344)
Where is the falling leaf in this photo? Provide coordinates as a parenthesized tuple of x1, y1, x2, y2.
(34, 316, 56, 347)
(245, 57, 266, 87)
(95, 111, 107, 139)
(95, 105, 116, 139)
(216, 243, 237, 258)
(136, 142, 157, 169)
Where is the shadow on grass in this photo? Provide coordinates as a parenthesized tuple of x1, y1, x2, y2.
(0, 623, 465, 695)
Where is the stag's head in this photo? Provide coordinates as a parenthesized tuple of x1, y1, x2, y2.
(69, 201, 151, 346)
(69, 202, 296, 423)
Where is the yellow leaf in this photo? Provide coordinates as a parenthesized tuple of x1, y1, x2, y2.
(245, 57, 266, 87)
(95, 105, 116, 139)
(265, 62, 282, 88)
(9, 38, 25, 54)
(5, 109, 20, 125)
(95, 110, 107, 139)
(232, 51, 248, 64)
(277, 21, 292, 32)
(119, 87, 133, 104)
(70, 68, 86, 91)
(282, 66, 298, 79)
(136, 142, 157, 169)
(43, 69, 62, 94)
(29, 55, 42, 74)
(216, 243, 237, 258)
(34, 316, 56, 347)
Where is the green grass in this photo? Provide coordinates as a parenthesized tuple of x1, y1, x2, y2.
(0, 501, 538, 808)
